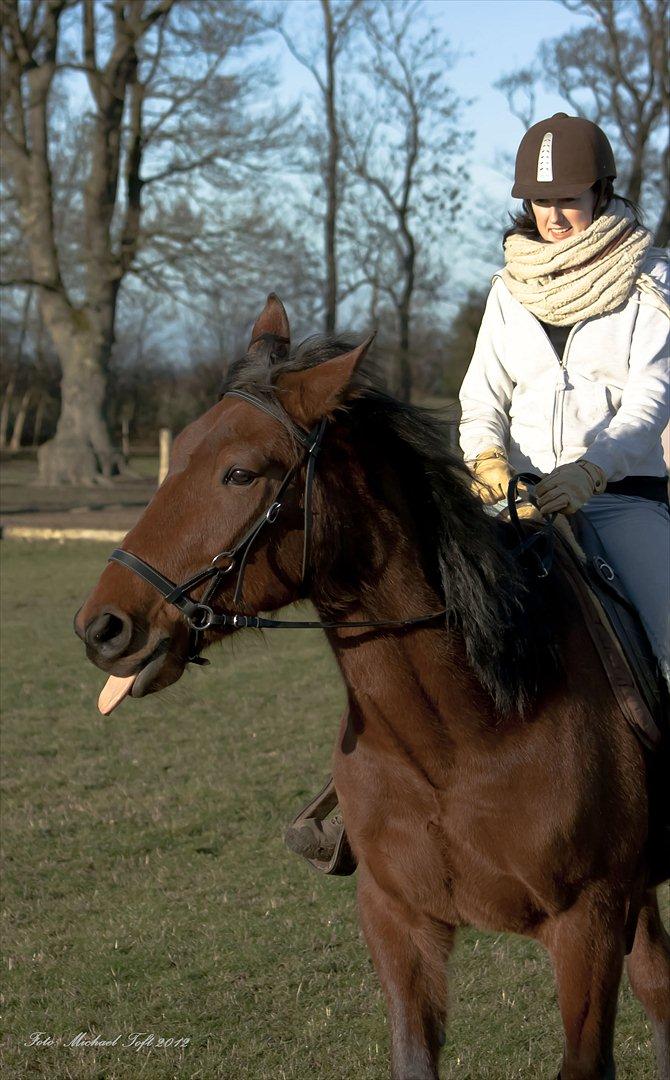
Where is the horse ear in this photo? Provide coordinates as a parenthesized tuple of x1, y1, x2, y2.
(276, 334, 375, 428)
(248, 293, 290, 361)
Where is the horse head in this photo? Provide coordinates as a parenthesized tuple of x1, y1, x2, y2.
(74, 294, 372, 703)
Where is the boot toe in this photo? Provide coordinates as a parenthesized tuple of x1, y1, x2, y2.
(284, 821, 335, 861)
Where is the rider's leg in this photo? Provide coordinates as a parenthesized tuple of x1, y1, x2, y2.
(579, 493, 670, 688)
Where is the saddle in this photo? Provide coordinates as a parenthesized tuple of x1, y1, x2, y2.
(553, 510, 666, 750)
(503, 476, 666, 751)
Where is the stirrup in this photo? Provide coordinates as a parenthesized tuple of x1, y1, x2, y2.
(285, 776, 357, 876)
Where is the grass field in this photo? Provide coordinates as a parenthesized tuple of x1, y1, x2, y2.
(1, 541, 664, 1079)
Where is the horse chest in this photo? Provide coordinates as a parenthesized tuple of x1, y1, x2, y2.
(341, 769, 561, 936)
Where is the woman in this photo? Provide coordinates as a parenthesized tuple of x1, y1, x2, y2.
(460, 112, 670, 688)
(286, 114, 669, 872)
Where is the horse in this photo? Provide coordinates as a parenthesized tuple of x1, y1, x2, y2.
(75, 294, 670, 1080)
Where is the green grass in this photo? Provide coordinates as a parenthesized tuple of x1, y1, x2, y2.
(0, 541, 663, 1079)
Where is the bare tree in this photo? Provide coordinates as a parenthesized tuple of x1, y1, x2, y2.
(496, 0, 669, 243)
(30, 312, 59, 447)
(1, 0, 292, 484)
(0, 287, 32, 449)
(343, 1, 471, 401)
(270, 0, 361, 332)
(0, 375, 15, 449)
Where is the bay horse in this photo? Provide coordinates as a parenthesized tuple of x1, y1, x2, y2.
(76, 295, 669, 1079)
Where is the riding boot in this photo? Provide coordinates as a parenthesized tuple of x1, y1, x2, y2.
(284, 776, 357, 876)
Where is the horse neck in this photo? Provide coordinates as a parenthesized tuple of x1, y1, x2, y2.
(312, 497, 489, 755)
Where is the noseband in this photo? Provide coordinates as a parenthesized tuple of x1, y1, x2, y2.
(109, 389, 448, 664)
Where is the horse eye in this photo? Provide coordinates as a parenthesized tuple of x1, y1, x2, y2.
(225, 467, 256, 486)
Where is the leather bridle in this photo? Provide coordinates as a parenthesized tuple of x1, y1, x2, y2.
(109, 389, 449, 664)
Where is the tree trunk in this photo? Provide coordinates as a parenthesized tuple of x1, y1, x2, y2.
(8, 389, 31, 451)
(397, 309, 412, 403)
(397, 230, 415, 404)
(121, 414, 131, 463)
(322, 0, 338, 333)
(625, 158, 644, 207)
(37, 322, 119, 485)
(0, 377, 16, 449)
(32, 394, 47, 447)
(368, 276, 380, 327)
(654, 193, 670, 248)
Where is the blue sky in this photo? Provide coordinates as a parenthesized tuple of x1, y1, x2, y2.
(428, 0, 587, 194)
(60, 0, 592, 322)
(272, 0, 591, 299)
(276, 0, 588, 193)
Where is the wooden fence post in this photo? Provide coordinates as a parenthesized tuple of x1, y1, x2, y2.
(158, 427, 172, 485)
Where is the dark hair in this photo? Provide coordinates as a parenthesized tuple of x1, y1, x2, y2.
(502, 179, 644, 246)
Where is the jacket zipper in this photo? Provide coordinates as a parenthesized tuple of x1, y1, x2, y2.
(549, 320, 585, 465)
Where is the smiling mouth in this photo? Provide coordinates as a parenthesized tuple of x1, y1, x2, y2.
(97, 639, 172, 715)
(549, 226, 571, 235)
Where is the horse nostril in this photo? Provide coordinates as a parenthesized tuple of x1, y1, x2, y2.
(84, 610, 133, 659)
(95, 612, 124, 643)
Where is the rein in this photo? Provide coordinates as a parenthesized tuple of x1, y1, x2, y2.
(108, 390, 449, 664)
(507, 472, 557, 578)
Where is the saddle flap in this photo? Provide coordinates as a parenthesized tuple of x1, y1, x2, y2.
(557, 514, 665, 749)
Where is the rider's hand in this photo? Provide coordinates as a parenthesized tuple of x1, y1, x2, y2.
(468, 447, 515, 504)
(535, 460, 607, 516)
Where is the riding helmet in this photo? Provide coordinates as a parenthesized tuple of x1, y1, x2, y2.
(512, 113, 616, 200)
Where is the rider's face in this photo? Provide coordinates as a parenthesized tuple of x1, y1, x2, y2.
(531, 189, 596, 242)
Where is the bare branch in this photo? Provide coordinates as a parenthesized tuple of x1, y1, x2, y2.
(500, 0, 668, 207)
(82, 0, 104, 108)
(0, 276, 63, 292)
(273, 20, 325, 95)
(494, 69, 537, 129)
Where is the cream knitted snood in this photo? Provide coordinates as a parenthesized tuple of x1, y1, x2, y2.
(500, 199, 653, 326)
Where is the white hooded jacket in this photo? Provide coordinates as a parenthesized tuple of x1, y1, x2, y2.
(458, 249, 669, 481)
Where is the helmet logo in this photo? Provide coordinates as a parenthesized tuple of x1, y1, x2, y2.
(536, 132, 554, 182)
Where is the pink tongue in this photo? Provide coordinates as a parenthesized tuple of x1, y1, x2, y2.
(98, 674, 136, 715)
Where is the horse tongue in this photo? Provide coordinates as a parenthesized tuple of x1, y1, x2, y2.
(98, 674, 136, 716)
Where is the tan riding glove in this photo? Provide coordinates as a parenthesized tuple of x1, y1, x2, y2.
(468, 447, 515, 504)
(534, 460, 607, 516)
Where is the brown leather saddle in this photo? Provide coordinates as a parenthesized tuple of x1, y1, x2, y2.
(502, 479, 666, 750)
(561, 510, 666, 751)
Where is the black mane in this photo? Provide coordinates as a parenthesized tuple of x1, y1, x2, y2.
(222, 334, 560, 718)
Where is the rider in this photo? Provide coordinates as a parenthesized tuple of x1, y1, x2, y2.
(460, 113, 669, 689)
(285, 113, 670, 872)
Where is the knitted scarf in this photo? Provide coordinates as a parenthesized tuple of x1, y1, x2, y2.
(500, 199, 654, 326)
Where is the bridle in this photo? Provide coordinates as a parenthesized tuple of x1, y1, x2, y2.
(108, 389, 449, 664)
